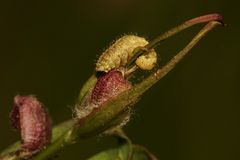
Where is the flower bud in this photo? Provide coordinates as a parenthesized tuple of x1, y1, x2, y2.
(10, 95, 51, 156)
(75, 70, 132, 122)
(91, 70, 132, 105)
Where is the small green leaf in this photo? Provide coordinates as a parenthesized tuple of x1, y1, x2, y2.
(77, 74, 97, 104)
(88, 144, 157, 160)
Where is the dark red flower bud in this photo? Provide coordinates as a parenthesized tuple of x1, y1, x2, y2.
(91, 70, 132, 105)
(10, 95, 51, 156)
(75, 70, 132, 121)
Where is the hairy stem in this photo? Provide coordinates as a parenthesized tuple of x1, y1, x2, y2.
(0, 14, 223, 160)
(128, 13, 223, 66)
(34, 20, 221, 160)
(136, 21, 223, 93)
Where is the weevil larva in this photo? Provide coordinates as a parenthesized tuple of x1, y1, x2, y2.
(96, 35, 157, 73)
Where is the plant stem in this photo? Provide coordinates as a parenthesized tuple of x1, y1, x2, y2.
(34, 20, 222, 160)
(128, 13, 223, 65)
(136, 21, 223, 93)
(0, 14, 223, 160)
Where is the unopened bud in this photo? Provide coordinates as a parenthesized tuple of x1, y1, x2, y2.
(91, 70, 132, 105)
(10, 95, 51, 156)
(76, 70, 132, 122)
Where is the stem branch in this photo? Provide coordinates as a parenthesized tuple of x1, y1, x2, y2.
(0, 14, 223, 160)
(128, 13, 223, 65)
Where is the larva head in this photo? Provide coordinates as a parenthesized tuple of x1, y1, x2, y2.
(96, 35, 149, 72)
(136, 50, 157, 70)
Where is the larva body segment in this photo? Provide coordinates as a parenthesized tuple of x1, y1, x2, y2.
(136, 51, 157, 70)
(96, 35, 149, 72)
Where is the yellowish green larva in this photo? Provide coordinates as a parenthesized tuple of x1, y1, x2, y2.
(136, 51, 157, 70)
(96, 35, 155, 72)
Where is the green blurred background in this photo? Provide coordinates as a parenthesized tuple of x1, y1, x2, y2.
(0, 0, 239, 159)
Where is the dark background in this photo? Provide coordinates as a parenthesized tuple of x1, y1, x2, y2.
(0, 0, 239, 160)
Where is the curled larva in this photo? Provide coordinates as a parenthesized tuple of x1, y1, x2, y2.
(96, 35, 153, 72)
(136, 51, 157, 70)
